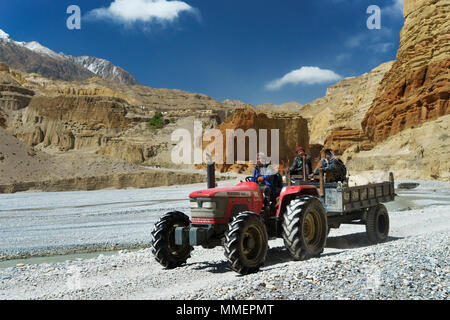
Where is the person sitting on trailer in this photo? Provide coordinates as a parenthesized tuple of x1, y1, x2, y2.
(310, 149, 347, 183)
(289, 146, 313, 177)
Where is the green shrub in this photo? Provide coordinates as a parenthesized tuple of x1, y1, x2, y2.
(148, 112, 165, 129)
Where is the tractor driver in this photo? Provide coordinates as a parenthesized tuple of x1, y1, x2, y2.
(251, 153, 282, 201)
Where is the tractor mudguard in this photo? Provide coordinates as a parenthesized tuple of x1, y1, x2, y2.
(276, 185, 319, 218)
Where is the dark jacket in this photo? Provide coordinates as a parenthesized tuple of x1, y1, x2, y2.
(289, 155, 313, 176)
(314, 157, 346, 182)
(251, 164, 282, 197)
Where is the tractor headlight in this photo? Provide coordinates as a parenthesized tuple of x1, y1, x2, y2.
(190, 201, 199, 209)
(201, 201, 216, 209)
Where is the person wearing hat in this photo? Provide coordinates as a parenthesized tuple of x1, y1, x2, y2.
(289, 146, 313, 177)
(311, 149, 346, 183)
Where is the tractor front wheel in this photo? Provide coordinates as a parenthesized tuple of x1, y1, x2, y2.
(224, 212, 268, 275)
(150, 211, 193, 269)
(282, 196, 328, 260)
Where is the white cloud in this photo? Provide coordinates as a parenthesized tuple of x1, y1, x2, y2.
(86, 0, 196, 24)
(266, 66, 342, 91)
(384, 0, 403, 16)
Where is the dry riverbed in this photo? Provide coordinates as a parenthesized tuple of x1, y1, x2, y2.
(0, 180, 449, 300)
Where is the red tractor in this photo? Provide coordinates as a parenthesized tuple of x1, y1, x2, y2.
(150, 163, 395, 275)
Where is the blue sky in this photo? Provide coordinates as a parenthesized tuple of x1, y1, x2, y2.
(0, 0, 404, 105)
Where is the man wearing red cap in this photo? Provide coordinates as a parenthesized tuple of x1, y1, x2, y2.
(289, 146, 313, 177)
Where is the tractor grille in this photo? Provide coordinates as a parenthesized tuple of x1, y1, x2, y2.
(190, 197, 227, 219)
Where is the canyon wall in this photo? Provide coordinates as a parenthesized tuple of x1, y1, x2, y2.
(300, 61, 394, 146)
(362, 0, 449, 144)
(343, 115, 450, 181)
(201, 107, 310, 173)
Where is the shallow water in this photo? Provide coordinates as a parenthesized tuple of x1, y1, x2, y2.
(0, 250, 123, 269)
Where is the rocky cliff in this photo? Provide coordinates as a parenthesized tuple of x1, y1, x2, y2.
(323, 127, 373, 156)
(343, 115, 450, 181)
(0, 62, 34, 114)
(9, 71, 240, 122)
(362, 0, 450, 144)
(300, 61, 394, 146)
(201, 107, 310, 173)
(12, 95, 131, 152)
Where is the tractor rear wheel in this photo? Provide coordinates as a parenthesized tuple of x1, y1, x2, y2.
(366, 204, 389, 244)
(150, 211, 193, 269)
(224, 212, 268, 275)
(282, 196, 328, 260)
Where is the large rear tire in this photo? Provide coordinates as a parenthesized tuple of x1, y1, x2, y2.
(150, 211, 193, 269)
(224, 212, 268, 275)
(282, 196, 328, 260)
(366, 204, 389, 244)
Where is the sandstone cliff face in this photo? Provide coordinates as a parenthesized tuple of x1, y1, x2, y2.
(300, 61, 394, 145)
(202, 107, 310, 173)
(1, 127, 222, 193)
(343, 115, 450, 181)
(0, 63, 34, 113)
(362, 0, 450, 144)
(323, 127, 373, 156)
(13, 95, 131, 151)
(11, 71, 241, 122)
(27, 96, 130, 129)
(0, 111, 6, 128)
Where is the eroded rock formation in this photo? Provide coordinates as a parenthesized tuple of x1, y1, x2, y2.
(0, 63, 34, 112)
(13, 95, 130, 151)
(362, 0, 450, 144)
(323, 127, 373, 156)
(201, 107, 310, 173)
(343, 115, 450, 181)
(300, 61, 394, 145)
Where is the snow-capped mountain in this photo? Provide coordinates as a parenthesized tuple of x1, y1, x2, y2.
(0, 29, 139, 85)
(63, 55, 139, 85)
(18, 41, 62, 60)
(0, 29, 10, 40)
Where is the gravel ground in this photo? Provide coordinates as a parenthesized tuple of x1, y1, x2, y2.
(0, 179, 242, 260)
(0, 180, 448, 300)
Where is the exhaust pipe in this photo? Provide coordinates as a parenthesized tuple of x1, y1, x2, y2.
(206, 153, 216, 189)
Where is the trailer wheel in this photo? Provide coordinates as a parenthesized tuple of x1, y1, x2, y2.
(366, 204, 389, 244)
(224, 212, 268, 275)
(150, 211, 193, 269)
(282, 196, 328, 260)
